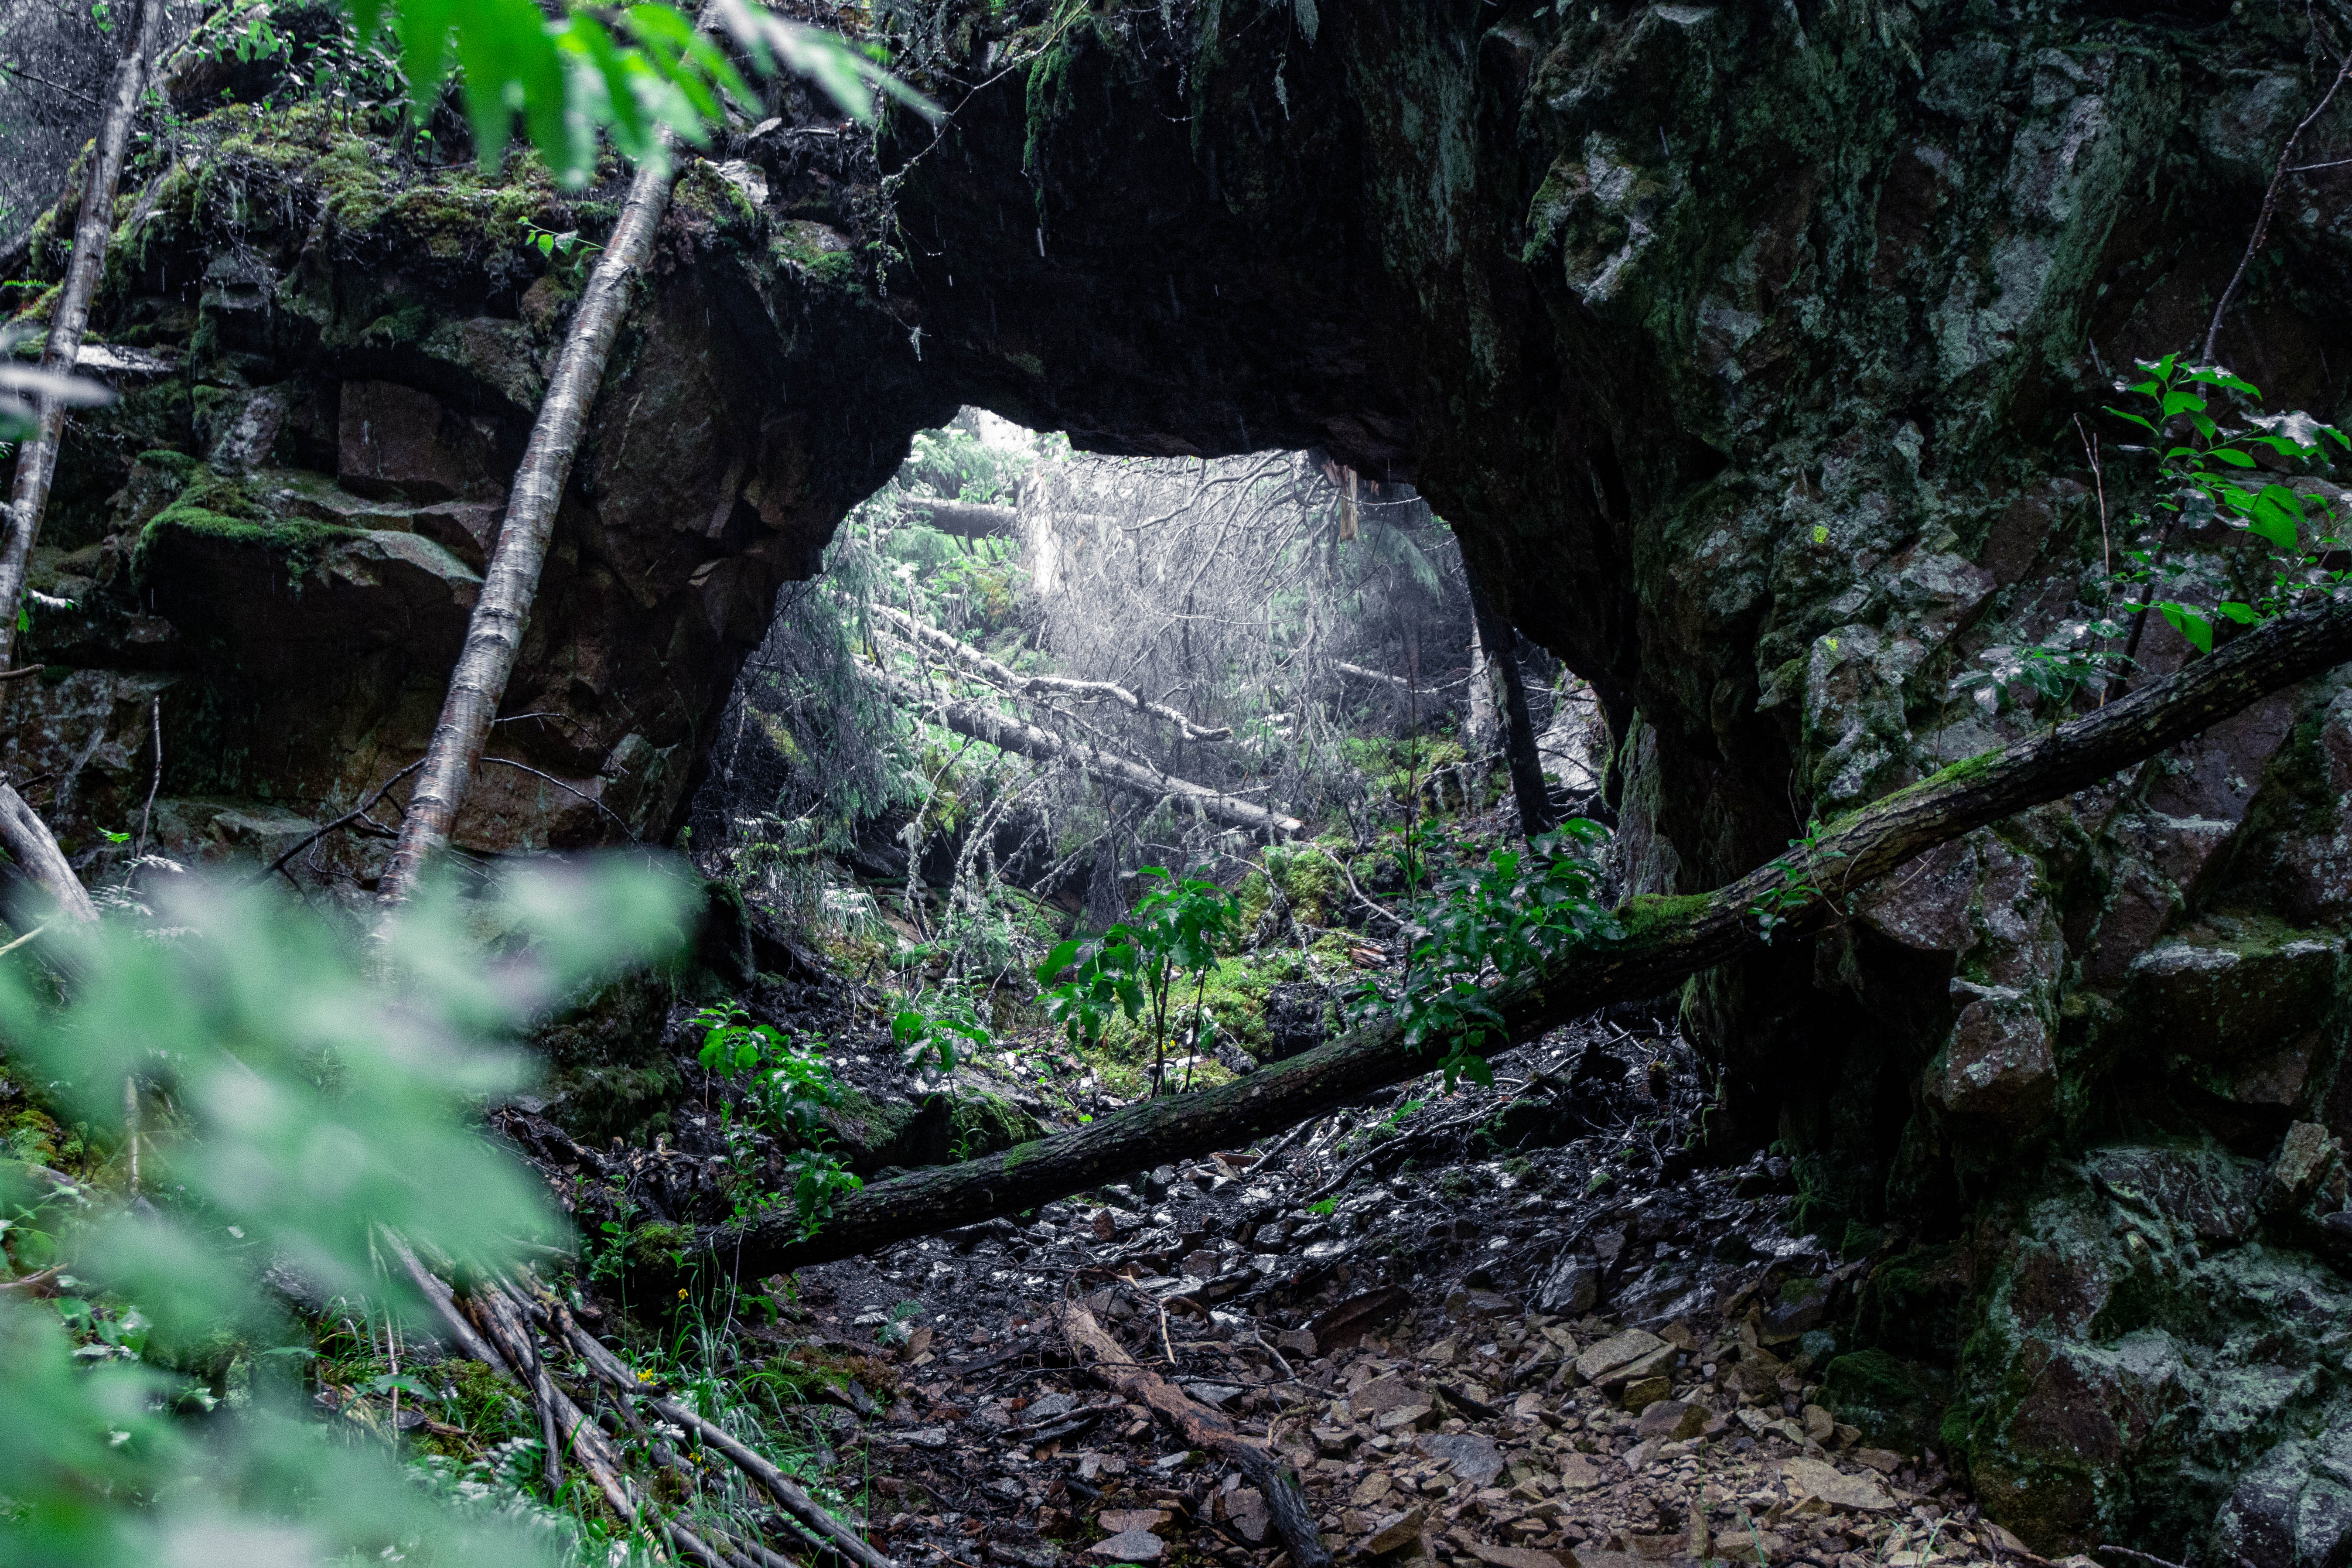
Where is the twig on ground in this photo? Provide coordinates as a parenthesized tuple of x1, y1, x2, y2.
(2097, 1547, 2191, 1568)
(1060, 1302, 1331, 1568)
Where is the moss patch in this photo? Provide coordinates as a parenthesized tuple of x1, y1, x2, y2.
(1820, 1347, 1951, 1457)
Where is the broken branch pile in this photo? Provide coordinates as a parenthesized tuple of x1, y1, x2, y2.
(387, 1229, 896, 1568)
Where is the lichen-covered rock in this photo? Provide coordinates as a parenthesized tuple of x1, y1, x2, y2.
(1950, 1138, 2352, 1555)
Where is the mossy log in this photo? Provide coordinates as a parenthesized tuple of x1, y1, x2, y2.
(698, 594, 2352, 1277)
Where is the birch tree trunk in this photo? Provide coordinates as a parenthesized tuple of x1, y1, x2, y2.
(375, 143, 684, 904)
(0, 0, 167, 670)
(0, 782, 97, 923)
(1464, 616, 1498, 752)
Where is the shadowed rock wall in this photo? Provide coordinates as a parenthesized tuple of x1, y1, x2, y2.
(2, 92, 949, 892)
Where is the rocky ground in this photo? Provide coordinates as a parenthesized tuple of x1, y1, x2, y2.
(489, 1002, 2080, 1568)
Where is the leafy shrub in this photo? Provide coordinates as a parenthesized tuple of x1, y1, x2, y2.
(0, 863, 693, 1565)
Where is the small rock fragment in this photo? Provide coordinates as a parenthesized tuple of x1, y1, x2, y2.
(1619, 1375, 1671, 1410)
(1097, 1511, 1174, 1534)
(1415, 1431, 1506, 1488)
(1633, 1400, 1707, 1442)
(1086, 1529, 1165, 1562)
(1363, 1505, 1427, 1554)
(1779, 1455, 1899, 1513)
(1572, 1329, 1665, 1385)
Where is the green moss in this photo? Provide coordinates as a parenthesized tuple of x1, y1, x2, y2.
(950, 1091, 1044, 1159)
(132, 472, 360, 590)
(1820, 1348, 1951, 1457)
(135, 448, 202, 483)
(770, 225, 862, 290)
(1606, 892, 1714, 945)
(625, 1220, 696, 1268)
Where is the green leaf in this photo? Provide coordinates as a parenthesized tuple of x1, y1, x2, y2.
(2205, 447, 2255, 468)
(2217, 601, 2259, 624)
(2158, 601, 2214, 654)
(2247, 484, 2306, 550)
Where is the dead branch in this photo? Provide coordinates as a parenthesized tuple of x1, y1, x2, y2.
(871, 664, 1298, 837)
(241, 760, 424, 889)
(1059, 1302, 1330, 1568)
(874, 605, 1231, 741)
(913, 499, 1017, 539)
(556, 1307, 901, 1568)
(2203, 34, 2352, 363)
(133, 697, 160, 860)
(1332, 660, 1410, 692)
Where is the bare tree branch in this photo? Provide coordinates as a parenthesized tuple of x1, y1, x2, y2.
(871, 664, 1298, 837)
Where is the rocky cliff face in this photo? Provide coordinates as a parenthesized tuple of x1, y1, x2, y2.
(8, 0, 2352, 1555)
(3, 86, 948, 891)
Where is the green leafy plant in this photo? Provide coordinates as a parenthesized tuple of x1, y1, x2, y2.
(2106, 356, 2348, 651)
(1748, 819, 1850, 944)
(691, 1002, 860, 1235)
(1951, 618, 2131, 725)
(0, 862, 694, 1565)
(892, 996, 990, 1079)
(1038, 866, 1242, 1096)
(1340, 824, 1615, 1088)
(333, 0, 936, 183)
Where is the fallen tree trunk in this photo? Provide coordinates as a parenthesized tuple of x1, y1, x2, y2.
(915, 499, 1018, 539)
(873, 664, 1298, 836)
(1059, 1302, 1331, 1568)
(1332, 659, 1410, 692)
(873, 604, 1230, 740)
(0, 0, 167, 670)
(695, 593, 2352, 1275)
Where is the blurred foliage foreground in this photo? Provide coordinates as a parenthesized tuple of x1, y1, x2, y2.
(0, 860, 698, 1566)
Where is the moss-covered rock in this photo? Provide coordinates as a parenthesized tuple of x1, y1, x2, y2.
(1819, 1348, 1952, 1459)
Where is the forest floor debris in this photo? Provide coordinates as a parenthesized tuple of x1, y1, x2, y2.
(476, 1011, 2045, 1568)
